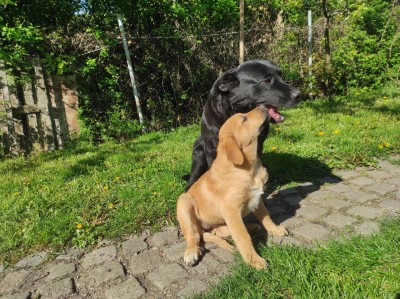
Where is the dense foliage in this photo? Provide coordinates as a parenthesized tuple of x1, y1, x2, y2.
(1, 0, 399, 140)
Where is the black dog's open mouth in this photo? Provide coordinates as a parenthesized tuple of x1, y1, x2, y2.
(267, 105, 284, 123)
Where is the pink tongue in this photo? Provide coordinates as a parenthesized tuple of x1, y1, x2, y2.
(267, 106, 284, 122)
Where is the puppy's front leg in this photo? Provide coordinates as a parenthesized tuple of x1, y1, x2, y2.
(222, 207, 267, 269)
(254, 200, 288, 236)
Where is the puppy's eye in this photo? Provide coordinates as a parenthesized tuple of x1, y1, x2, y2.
(262, 78, 272, 84)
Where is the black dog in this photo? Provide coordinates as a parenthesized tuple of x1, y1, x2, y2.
(185, 60, 301, 191)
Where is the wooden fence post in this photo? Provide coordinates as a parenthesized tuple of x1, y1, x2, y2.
(0, 60, 19, 156)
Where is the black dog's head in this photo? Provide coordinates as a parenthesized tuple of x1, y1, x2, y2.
(210, 60, 302, 123)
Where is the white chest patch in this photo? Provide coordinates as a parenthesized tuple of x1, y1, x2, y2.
(245, 188, 264, 214)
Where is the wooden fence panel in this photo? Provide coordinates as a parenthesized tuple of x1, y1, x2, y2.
(0, 59, 79, 157)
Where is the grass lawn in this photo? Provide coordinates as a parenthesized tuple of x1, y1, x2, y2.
(199, 218, 400, 299)
(0, 88, 400, 264)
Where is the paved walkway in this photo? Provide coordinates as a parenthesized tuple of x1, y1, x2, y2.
(0, 160, 399, 299)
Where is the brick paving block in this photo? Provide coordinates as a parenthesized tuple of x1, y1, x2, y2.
(210, 247, 235, 263)
(318, 176, 342, 184)
(387, 177, 400, 186)
(121, 237, 148, 256)
(163, 241, 186, 262)
(104, 277, 145, 299)
(268, 205, 286, 215)
(81, 245, 117, 269)
(16, 251, 48, 268)
(0, 269, 30, 296)
(56, 248, 84, 262)
(379, 199, 400, 211)
(192, 253, 221, 274)
(129, 249, 162, 275)
(378, 161, 400, 174)
(0, 291, 31, 299)
(177, 280, 208, 298)
(38, 277, 75, 299)
(366, 170, 393, 180)
(147, 263, 188, 290)
(78, 261, 124, 287)
(296, 206, 329, 219)
(334, 170, 360, 180)
(318, 198, 352, 210)
(297, 182, 319, 192)
(308, 190, 336, 200)
(342, 190, 378, 203)
(346, 206, 385, 219)
(47, 263, 76, 281)
(278, 187, 299, 196)
(348, 177, 375, 187)
(363, 184, 398, 195)
(356, 221, 380, 235)
(275, 216, 304, 228)
(148, 230, 179, 248)
(326, 184, 354, 193)
(282, 195, 303, 206)
(323, 213, 357, 228)
(291, 223, 330, 243)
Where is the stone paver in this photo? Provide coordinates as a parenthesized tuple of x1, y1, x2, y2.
(348, 176, 376, 187)
(296, 205, 329, 219)
(121, 237, 148, 256)
(363, 184, 398, 195)
(346, 206, 386, 219)
(129, 249, 162, 275)
(1, 160, 399, 298)
(104, 277, 145, 299)
(15, 251, 48, 268)
(342, 190, 378, 203)
(81, 245, 117, 269)
(292, 223, 330, 243)
(147, 263, 188, 290)
(379, 199, 400, 211)
(323, 213, 357, 228)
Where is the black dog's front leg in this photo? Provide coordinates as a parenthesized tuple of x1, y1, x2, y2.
(185, 138, 209, 191)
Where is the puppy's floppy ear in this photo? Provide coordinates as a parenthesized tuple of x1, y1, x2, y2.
(223, 136, 244, 165)
(218, 70, 239, 93)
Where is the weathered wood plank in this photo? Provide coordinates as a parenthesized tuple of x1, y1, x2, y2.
(33, 58, 55, 150)
(0, 60, 19, 156)
(12, 104, 41, 115)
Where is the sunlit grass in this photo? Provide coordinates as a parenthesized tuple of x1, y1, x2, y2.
(0, 90, 399, 263)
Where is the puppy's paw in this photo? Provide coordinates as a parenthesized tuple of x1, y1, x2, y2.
(248, 255, 268, 270)
(183, 246, 202, 266)
(269, 225, 288, 237)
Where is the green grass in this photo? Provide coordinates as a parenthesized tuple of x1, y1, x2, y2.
(0, 89, 400, 263)
(199, 218, 400, 299)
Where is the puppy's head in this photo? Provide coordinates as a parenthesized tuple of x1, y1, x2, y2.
(218, 106, 268, 165)
(211, 60, 301, 123)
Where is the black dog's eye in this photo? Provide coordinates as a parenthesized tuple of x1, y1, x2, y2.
(262, 78, 272, 84)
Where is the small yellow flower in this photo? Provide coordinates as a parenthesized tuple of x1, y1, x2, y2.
(383, 141, 390, 147)
(378, 144, 384, 150)
(333, 130, 340, 134)
(114, 176, 120, 182)
(153, 192, 159, 196)
(103, 185, 109, 191)
(108, 203, 115, 209)
(271, 146, 278, 152)
(318, 131, 325, 136)
(76, 223, 83, 229)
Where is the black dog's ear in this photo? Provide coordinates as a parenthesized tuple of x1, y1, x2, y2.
(217, 71, 239, 93)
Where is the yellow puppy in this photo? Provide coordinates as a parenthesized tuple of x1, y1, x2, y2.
(177, 106, 288, 269)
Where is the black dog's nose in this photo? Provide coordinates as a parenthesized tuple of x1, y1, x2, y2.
(293, 90, 302, 102)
